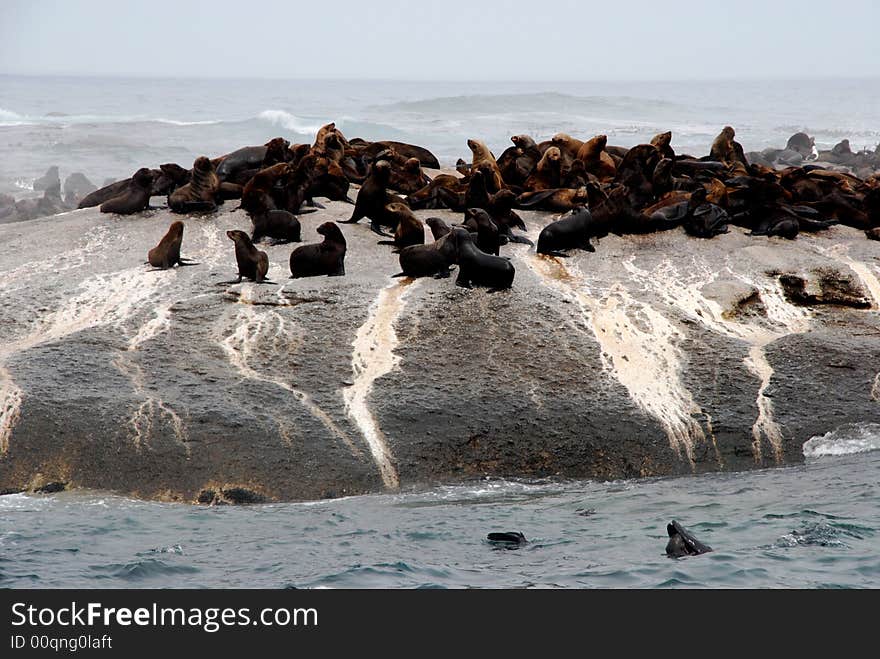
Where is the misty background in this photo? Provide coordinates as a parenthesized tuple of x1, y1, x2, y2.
(2, 0, 879, 80)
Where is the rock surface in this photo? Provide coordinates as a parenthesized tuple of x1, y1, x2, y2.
(1, 197, 879, 502)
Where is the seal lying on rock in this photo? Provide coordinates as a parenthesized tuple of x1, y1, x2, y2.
(100, 168, 153, 215)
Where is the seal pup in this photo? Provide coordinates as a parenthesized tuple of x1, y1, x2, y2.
(665, 520, 712, 558)
(223, 230, 270, 284)
(147, 221, 197, 269)
(100, 168, 153, 215)
(452, 228, 515, 290)
(289, 221, 346, 278)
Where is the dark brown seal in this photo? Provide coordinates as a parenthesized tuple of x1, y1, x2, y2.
(377, 202, 425, 249)
(225, 230, 270, 283)
(289, 221, 346, 278)
(169, 156, 220, 213)
(147, 221, 196, 269)
(100, 168, 153, 215)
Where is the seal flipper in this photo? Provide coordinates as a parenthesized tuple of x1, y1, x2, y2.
(507, 234, 534, 246)
(370, 223, 393, 238)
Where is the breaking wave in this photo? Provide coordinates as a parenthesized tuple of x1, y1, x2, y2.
(802, 423, 880, 457)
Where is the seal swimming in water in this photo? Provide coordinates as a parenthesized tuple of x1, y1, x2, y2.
(665, 520, 712, 558)
(100, 167, 153, 215)
(289, 221, 346, 278)
(487, 532, 528, 549)
(452, 227, 515, 290)
(223, 230, 270, 284)
(147, 221, 197, 269)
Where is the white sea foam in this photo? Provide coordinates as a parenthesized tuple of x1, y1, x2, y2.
(802, 423, 880, 457)
(257, 110, 321, 135)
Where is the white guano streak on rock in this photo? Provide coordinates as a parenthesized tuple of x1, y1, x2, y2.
(623, 259, 810, 464)
(0, 368, 23, 455)
(0, 266, 168, 455)
(342, 279, 418, 489)
(525, 256, 704, 467)
(872, 374, 880, 402)
(114, 302, 188, 453)
(220, 304, 362, 458)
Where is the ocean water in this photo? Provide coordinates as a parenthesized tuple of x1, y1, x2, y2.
(1, 431, 878, 589)
(2, 75, 880, 199)
(1, 76, 879, 588)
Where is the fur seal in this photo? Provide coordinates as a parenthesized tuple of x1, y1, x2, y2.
(169, 156, 220, 213)
(289, 221, 346, 278)
(252, 210, 302, 244)
(377, 202, 425, 249)
(462, 207, 500, 256)
(517, 187, 590, 212)
(467, 139, 505, 191)
(665, 520, 712, 558)
(225, 230, 270, 283)
(650, 131, 675, 160)
(452, 227, 515, 290)
(394, 229, 458, 278)
(100, 168, 153, 215)
(342, 160, 405, 234)
(486, 532, 528, 548)
(148, 221, 196, 269)
(536, 207, 606, 256)
(426, 216, 452, 240)
(524, 146, 562, 191)
(576, 135, 617, 181)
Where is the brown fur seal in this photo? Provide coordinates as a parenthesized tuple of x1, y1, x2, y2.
(524, 147, 562, 191)
(576, 135, 617, 181)
(517, 187, 590, 212)
(650, 131, 675, 160)
(241, 162, 292, 217)
(224, 230, 270, 283)
(169, 156, 220, 213)
(377, 202, 425, 249)
(148, 221, 196, 269)
(390, 157, 431, 194)
(100, 168, 153, 215)
(467, 139, 505, 191)
(289, 221, 346, 278)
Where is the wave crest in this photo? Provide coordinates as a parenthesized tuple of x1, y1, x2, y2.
(802, 423, 880, 457)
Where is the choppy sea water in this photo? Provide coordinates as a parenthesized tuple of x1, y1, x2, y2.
(2, 75, 880, 199)
(1, 429, 878, 589)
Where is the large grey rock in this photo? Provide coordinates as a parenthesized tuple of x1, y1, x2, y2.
(0, 198, 878, 503)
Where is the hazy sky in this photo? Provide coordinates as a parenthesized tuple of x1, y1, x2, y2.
(2, 0, 879, 80)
